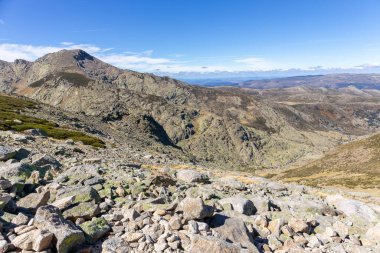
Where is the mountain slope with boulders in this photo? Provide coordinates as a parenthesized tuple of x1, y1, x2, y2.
(0, 130, 379, 252)
(2, 49, 380, 170)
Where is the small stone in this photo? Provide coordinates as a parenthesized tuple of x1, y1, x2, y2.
(169, 215, 183, 230)
(268, 218, 285, 237)
(115, 186, 126, 197)
(333, 221, 349, 238)
(51, 196, 75, 210)
(11, 213, 29, 226)
(307, 235, 322, 248)
(101, 237, 131, 253)
(324, 227, 338, 237)
(124, 232, 144, 243)
(122, 208, 140, 221)
(188, 220, 199, 234)
(17, 191, 50, 211)
(288, 218, 310, 233)
(154, 242, 168, 251)
(268, 234, 283, 251)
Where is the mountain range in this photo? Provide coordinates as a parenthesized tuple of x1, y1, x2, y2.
(1, 49, 380, 172)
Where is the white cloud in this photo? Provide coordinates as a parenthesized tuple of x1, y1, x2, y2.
(234, 57, 276, 71)
(0, 43, 103, 62)
(0, 42, 234, 73)
(1, 42, 378, 77)
(60, 42, 74, 46)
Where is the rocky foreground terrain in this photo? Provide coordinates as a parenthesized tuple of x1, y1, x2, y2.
(0, 130, 379, 253)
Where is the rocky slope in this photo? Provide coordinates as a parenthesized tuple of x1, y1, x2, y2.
(2, 50, 380, 170)
(0, 130, 379, 252)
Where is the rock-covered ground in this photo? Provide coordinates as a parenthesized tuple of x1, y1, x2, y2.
(0, 130, 379, 253)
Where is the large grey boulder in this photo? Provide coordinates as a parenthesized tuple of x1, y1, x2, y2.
(12, 229, 53, 251)
(364, 222, 380, 245)
(325, 194, 379, 225)
(176, 169, 208, 183)
(209, 214, 258, 252)
(63, 201, 100, 221)
(17, 191, 50, 211)
(0, 146, 16, 161)
(0, 162, 34, 180)
(179, 197, 213, 220)
(56, 186, 101, 204)
(31, 154, 61, 169)
(219, 196, 256, 215)
(189, 235, 241, 253)
(80, 217, 110, 243)
(34, 205, 85, 253)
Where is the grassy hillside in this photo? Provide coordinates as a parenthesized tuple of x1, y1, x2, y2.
(0, 94, 105, 148)
(278, 134, 380, 190)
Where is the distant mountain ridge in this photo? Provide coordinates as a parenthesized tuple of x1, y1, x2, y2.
(1, 49, 380, 170)
(236, 73, 380, 89)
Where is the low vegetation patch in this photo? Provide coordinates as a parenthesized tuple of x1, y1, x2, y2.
(0, 94, 105, 148)
(278, 134, 380, 190)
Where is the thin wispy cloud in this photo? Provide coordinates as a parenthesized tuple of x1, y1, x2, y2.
(0, 42, 379, 76)
(0, 19, 5, 25)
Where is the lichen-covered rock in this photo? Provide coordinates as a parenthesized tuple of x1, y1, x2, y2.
(63, 201, 100, 221)
(34, 205, 85, 253)
(0, 162, 35, 181)
(80, 217, 110, 243)
(56, 186, 101, 204)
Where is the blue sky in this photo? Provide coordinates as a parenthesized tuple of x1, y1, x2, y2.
(0, 0, 380, 78)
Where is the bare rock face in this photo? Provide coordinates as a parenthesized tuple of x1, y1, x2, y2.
(33, 205, 85, 253)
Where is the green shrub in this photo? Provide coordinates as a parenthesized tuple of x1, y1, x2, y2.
(0, 94, 105, 148)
